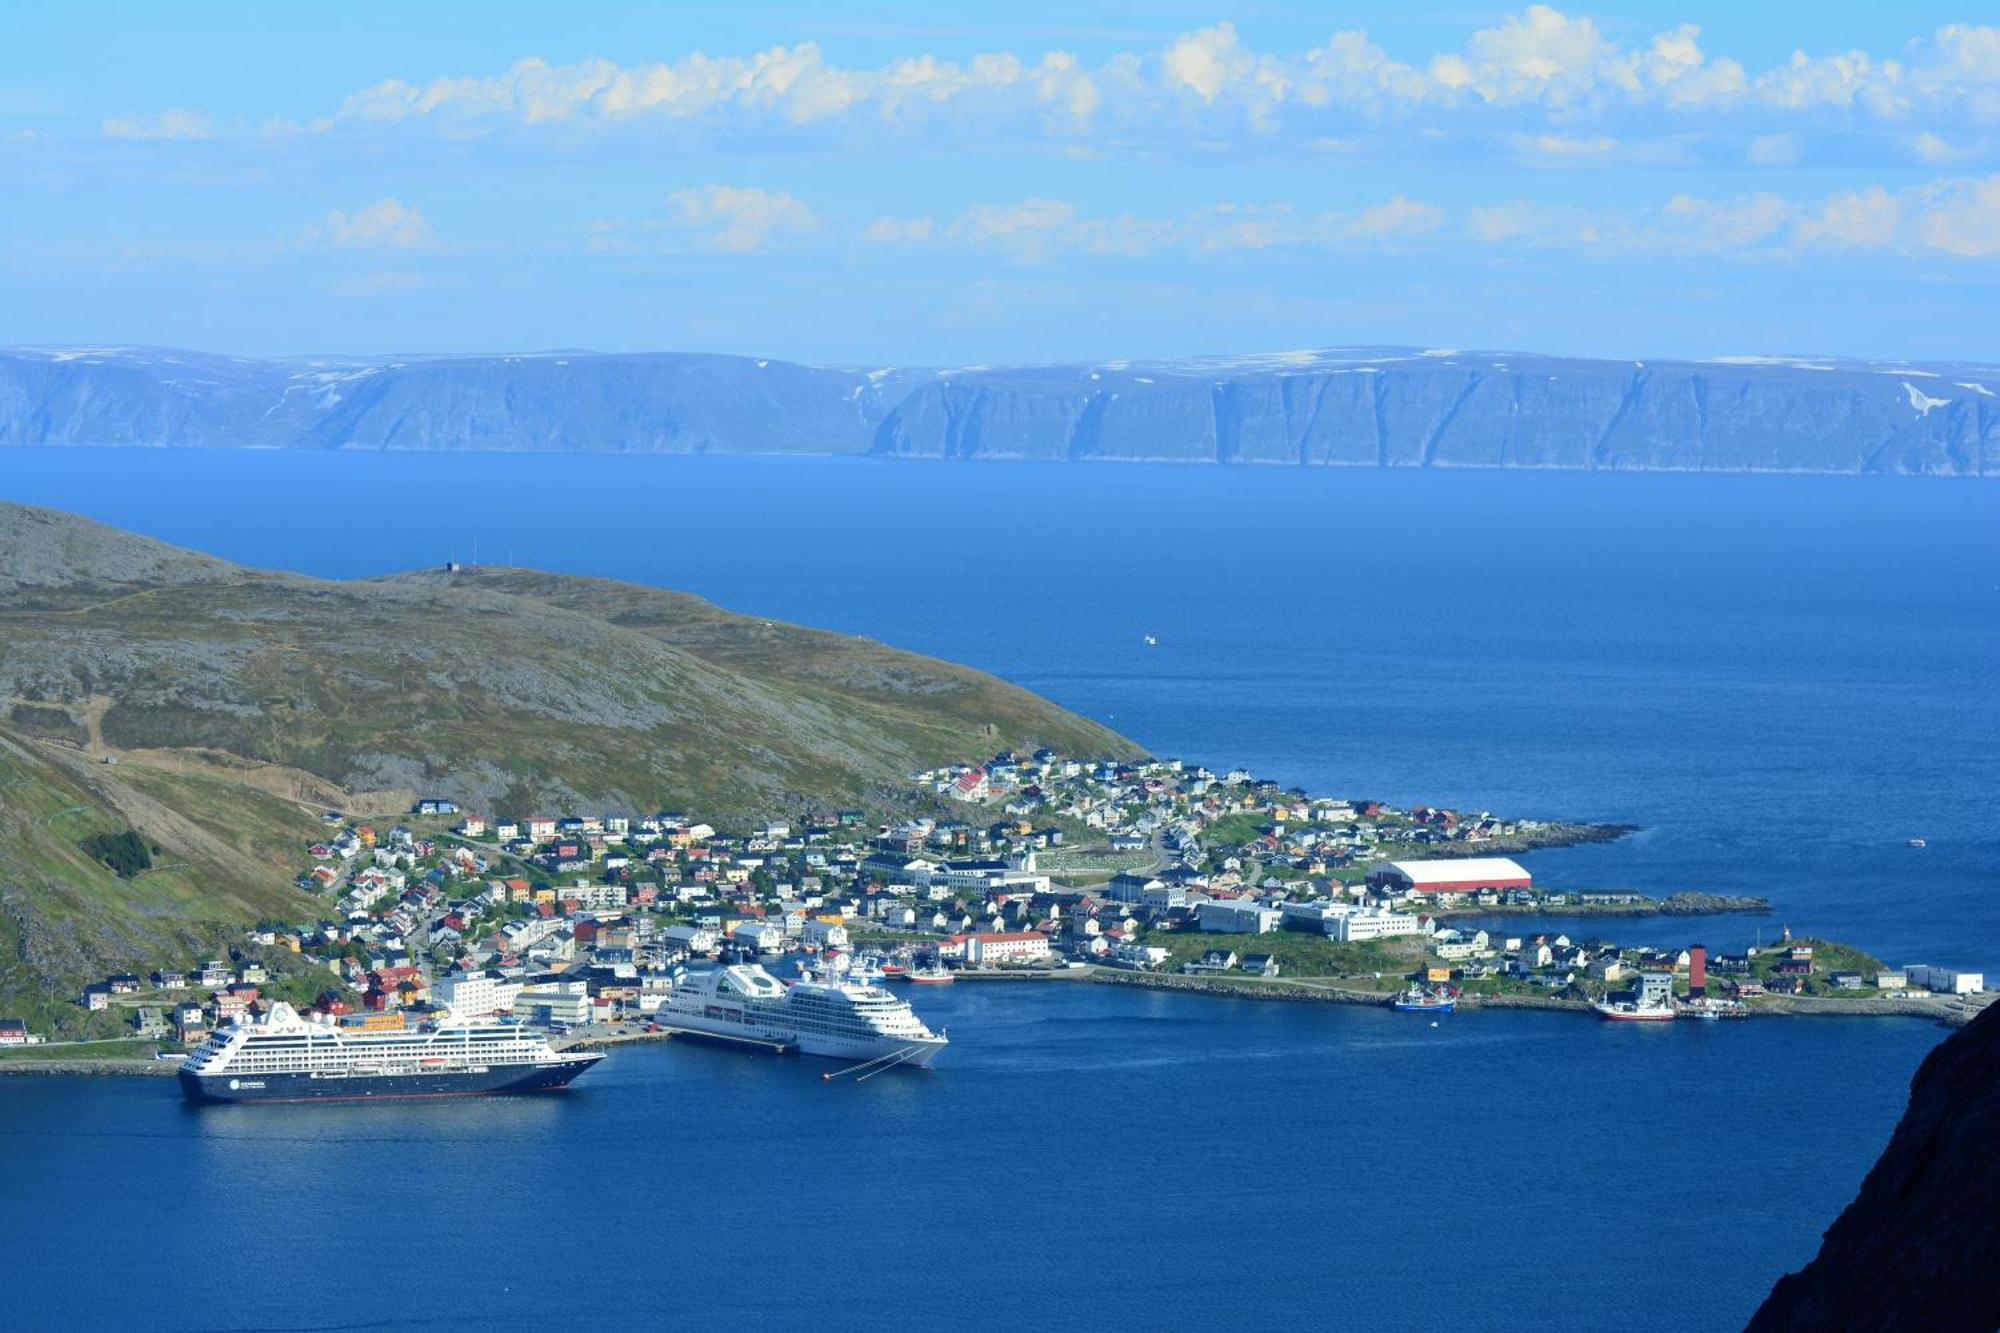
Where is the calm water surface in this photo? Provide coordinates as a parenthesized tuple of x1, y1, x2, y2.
(0, 984, 1936, 1332)
(1, 450, 1993, 1328)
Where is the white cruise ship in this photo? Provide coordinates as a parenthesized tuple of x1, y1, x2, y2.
(661, 964, 948, 1068)
(178, 1001, 603, 1103)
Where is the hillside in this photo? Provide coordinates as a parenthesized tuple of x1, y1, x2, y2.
(1, 345, 1995, 476)
(0, 502, 1137, 1014)
(0, 723, 323, 1030)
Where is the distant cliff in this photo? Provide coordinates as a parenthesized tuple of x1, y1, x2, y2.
(1747, 1001, 1999, 1332)
(2, 345, 1994, 475)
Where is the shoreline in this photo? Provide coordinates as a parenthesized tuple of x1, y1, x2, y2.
(1079, 967, 1984, 1026)
(7, 968, 1984, 1084)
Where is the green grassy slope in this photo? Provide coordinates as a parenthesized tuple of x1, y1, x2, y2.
(0, 724, 320, 1029)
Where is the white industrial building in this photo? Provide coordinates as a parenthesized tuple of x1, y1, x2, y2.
(436, 971, 525, 1018)
(1198, 901, 1283, 935)
(1330, 907, 1422, 942)
(1905, 964, 1986, 995)
(512, 981, 592, 1028)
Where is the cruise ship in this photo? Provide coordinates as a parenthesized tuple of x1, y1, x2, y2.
(660, 964, 948, 1067)
(178, 1002, 604, 1103)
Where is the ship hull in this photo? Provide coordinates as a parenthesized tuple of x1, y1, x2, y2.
(1592, 1005, 1677, 1022)
(178, 1054, 602, 1104)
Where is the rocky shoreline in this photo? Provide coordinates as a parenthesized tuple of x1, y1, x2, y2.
(0, 1057, 176, 1077)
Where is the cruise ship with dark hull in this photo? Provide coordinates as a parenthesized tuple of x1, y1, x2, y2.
(178, 1002, 603, 1104)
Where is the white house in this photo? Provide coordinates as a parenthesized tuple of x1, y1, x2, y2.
(802, 919, 851, 950)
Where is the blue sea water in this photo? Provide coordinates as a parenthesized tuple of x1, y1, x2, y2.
(1, 449, 1994, 1329)
(0, 988, 1936, 1333)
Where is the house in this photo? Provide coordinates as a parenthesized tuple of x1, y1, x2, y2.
(1183, 949, 1239, 975)
(1241, 953, 1281, 978)
(0, 1019, 31, 1046)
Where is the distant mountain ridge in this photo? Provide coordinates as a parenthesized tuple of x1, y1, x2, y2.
(2, 344, 1995, 475)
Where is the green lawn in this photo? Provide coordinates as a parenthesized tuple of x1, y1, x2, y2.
(0, 1038, 161, 1062)
(1147, 929, 1424, 978)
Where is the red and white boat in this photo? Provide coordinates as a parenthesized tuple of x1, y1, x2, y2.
(904, 964, 954, 985)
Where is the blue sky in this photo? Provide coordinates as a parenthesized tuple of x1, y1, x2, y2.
(2, 2, 1997, 364)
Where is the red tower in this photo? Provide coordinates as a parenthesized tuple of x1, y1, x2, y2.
(1689, 944, 1708, 998)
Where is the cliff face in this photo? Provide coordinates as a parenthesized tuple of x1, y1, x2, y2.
(1747, 1002, 2000, 1332)
(2, 346, 1995, 475)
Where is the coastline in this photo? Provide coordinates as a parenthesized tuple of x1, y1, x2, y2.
(1079, 966, 1986, 1027)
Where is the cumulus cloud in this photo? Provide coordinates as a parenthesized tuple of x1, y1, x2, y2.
(99, 13, 2000, 164)
(861, 214, 935, 244)
(101, 107, 212, 139)
(1914, 175, 2000, 256)
(594, 184, 818, 254)
(876, 195, 1447, 261)
(300, 198, 437, 249)
(1463, 173, 2000, 258)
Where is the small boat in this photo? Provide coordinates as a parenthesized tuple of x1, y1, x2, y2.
(904, 964, 955, 985)
(1143, 634, 1158, 647)
(1391, 983, 1455, 1013)
(1907, 837, 1927, 848)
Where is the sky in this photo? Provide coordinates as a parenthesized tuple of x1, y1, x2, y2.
(2, 1, 1998, 365)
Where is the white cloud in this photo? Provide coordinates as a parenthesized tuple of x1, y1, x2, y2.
(101, 107, 212, 139)
(1792, 187, 1902, 249)
(912, 195, 1446, 261)
(1660, 192, 1794, 250)
(102, 14, 1992, 160)
(301, 199, 437, 250)
(1914, 175, 2000, 256)
(1466, 173, 2000, 258)
(1346, 195, 1444, 240)
(595, 184, 818, 254)
(861, 215, 935, 244)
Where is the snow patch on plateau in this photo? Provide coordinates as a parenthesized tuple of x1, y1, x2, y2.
(1902, 382, 1951, 415)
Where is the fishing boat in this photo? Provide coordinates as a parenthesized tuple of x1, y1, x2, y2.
(1592, 994, 1678, 1022)
(903, 964, 955, 985)
(1390, 983, 1455, 1013)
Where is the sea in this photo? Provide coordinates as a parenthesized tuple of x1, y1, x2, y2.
(1, 449, 1995, 1331)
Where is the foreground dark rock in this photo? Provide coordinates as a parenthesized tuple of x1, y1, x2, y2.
(1747, 1000, 2000, 1332)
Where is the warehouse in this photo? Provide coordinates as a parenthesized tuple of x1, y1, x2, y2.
(1367, 856, 1532, 898)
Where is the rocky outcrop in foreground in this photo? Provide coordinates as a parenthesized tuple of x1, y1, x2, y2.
(1748, 1001, 1999, 1331)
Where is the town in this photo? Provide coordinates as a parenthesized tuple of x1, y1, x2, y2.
(5, 748, 1990, 1060)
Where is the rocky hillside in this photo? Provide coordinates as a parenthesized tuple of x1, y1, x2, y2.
(1748, 1001, 1999, 1332)
(0, 503, 1134, 820)
(2, 345, 1994, 475)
